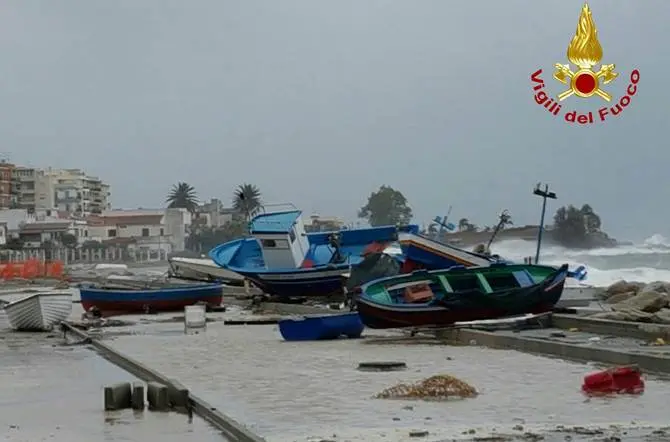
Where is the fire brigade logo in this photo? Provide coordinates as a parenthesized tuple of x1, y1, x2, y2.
(529, 2, 640, 124)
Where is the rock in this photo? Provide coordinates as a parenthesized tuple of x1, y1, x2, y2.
(641, 281, 670, 294)
(652, 308, 670, 325)
(604, 291, 636, 304)
(614, 291, 669, 313)
(590, 308, 654, 323)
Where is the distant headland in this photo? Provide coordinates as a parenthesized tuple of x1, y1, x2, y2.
(436, 204, 618, 250)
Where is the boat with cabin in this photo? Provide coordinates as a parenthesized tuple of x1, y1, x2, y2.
(355, 262, 569, 329)
(209, 209, 419, 298)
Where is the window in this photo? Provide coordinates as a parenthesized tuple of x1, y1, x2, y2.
(289, 228, 296, 243)
(261, 239, 276, 248)
(142, 228, 150, 237)
(108, 229, 117, 238)
(160, 228, 164, 236)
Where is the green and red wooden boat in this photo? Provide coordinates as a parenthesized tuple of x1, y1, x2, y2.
(355, 263, 569, 329)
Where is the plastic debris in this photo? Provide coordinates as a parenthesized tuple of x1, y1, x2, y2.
(375, 374, 477, 401)
(582, 365, 644, 396)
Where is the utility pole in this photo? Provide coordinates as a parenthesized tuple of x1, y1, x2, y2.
(533, 183, 557, 264)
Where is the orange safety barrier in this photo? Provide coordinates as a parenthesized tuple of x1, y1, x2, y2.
(0, 259, 65, 280)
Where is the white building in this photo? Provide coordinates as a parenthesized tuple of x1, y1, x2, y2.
(195, 198, 236, 228)
(86, 208, 190, 253)
(11, 167, 111, 215)
(18, 219, 86, 248)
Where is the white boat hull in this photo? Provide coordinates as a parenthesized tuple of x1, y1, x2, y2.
(169, 257, 244, 283)
(3, 293, 73, 331)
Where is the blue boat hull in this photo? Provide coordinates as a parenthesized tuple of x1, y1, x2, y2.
(235, 266, 349, 298)
(278, 312, 364, 341)
(80, 283, 224, 317)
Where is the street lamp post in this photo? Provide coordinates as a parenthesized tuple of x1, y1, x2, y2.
(533, 183, 557, 264)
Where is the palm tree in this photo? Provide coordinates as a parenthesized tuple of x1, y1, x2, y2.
(458, 218, 470, 232)
(233, 183, 263, 221)
(166, 182, 199, 213)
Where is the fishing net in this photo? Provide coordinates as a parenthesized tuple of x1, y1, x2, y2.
(375, 374, 478, 401)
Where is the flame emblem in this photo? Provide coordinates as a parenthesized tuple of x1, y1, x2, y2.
(553, 2, 618, 101)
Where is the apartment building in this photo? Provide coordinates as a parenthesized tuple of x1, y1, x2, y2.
(0, 160, 14, 209)
(11, 167, 111, 215)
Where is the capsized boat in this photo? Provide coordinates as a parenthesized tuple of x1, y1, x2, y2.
(209, 209, 418, 298)
(168, 256, 244, 285)
(79, 283, 224, 317)
(278, 312, 364, 341)
(3, 292, 73, 331)
(355, 263, 569, 329)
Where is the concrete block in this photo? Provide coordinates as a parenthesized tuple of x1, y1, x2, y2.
(167, 380, 190, 411)
(104, 382, 132, 410)
(131, 382, 145, 410)
(146, 382, 169, 411)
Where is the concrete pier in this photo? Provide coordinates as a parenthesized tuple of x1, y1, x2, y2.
(167, 379, 190, 411)
(62, 322, 265, 442)
(147, 382, 170, 411)
(131, 382, 145, 410)
(104, 382, 132, 410)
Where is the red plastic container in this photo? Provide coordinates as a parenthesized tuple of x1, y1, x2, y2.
(582, 366, 644, 395)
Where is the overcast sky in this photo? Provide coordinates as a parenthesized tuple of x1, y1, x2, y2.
(0, 1, 666, 241)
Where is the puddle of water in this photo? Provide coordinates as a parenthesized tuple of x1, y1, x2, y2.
(103, 320, 670, 440)
(0, 332, 226, 441)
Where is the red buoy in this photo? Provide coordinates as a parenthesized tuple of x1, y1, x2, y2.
(582, 365, 645, 395)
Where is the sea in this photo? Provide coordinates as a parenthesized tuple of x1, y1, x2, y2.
(490, 234, 670, 287)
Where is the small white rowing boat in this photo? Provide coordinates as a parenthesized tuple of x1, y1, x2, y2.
(3, 292, 73, 331)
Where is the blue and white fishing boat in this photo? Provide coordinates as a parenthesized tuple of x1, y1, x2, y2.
(209, 210, 420, 298)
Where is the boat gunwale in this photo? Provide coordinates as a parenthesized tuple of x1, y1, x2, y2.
(79, 283, 224, 295)
(3, 292, 73, 309)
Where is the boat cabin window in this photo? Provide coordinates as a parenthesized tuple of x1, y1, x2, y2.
(485, 273, 521, 290)
(262, 239, 276, 247)
(448, 275, 481, 292)
(289, 228, 296, 243)
(261, 238, 290, 249)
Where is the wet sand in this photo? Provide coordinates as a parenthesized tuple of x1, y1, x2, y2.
(94, 308, 670, 442)
(0, 330, 225, 441)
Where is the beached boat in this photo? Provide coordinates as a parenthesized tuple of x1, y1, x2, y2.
(278, 312, 364, 341)
(355, 263, 569, 329)
(209, 209, 418, 298)
(79, 283, 224, 317)
(3, 292, 73, 331)
(168, 256, 244, 285)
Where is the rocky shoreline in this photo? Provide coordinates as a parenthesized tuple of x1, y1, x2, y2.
(593, 280, 670, 324)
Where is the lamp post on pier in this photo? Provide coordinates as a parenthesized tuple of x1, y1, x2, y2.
(533, 183, 557, 264)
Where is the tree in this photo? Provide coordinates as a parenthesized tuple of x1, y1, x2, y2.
(358, 185, 413, 227)
(81, 240, 105, 250)
(166, 182, 199, 213)
(4, 237, 23, 250)
(458, 217, 478, 232)
(60, 233, 78, 249)
(552, 204, 603, 248)
(500, 211, 513, 228)
(187, 220, 247, 252)
(233, 183, 263, 222)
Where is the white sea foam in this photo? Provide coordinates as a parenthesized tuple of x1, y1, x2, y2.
(487, 234, 670, 287)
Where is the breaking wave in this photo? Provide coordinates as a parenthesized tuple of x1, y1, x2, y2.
(488, 234, 670, 287)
